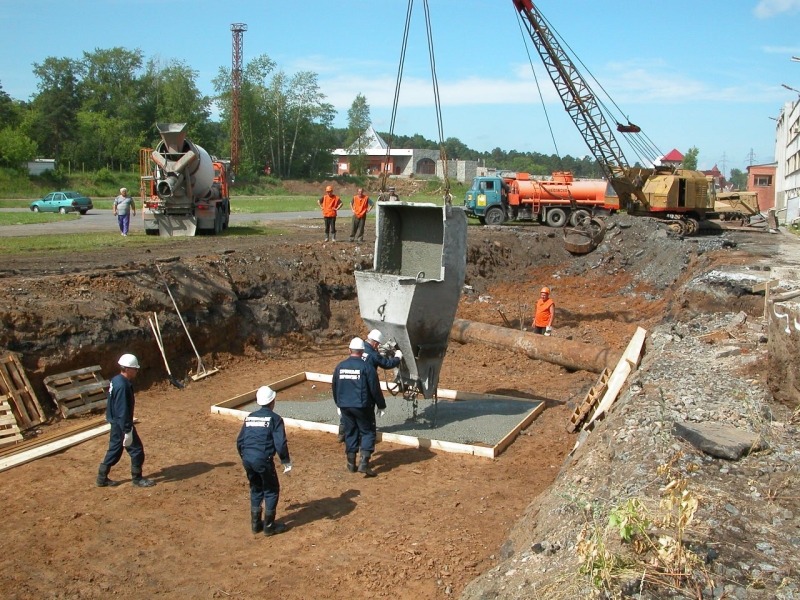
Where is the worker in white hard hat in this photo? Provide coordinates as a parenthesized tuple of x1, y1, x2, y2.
(236, 385, 292, 536)
(96, 354, 155, 488)
(332, 337, 386, 477)
(335, 329, 403, 443)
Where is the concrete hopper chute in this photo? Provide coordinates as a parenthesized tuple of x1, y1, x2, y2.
(355, 202, 467, 400)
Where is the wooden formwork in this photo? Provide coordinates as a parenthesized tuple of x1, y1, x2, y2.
(43, 366, 110, 418)
(0, 352, 45, 430)
(212, 372, 544, 459)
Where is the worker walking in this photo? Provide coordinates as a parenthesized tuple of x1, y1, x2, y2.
(236, 386, 292, 536)
(318, 185, 343, 242)
(349, 187, 373, 243)
(336, 329, 402, 442)
(96, 354, 156, 488)
(113, 187, 136, 236)
(533, 287, 555, 336)
(332, 338, 386, 477)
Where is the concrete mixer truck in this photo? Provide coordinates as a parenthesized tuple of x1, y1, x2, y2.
(141, 123, 231, 236)
(464, 171, 612, 227)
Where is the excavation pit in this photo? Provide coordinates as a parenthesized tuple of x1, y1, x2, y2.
(212, 372, 544, 458)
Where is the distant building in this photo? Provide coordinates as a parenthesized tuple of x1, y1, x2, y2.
(775, 98, 800, 223)
(701, 165, 728, 191)
(26, 159, 55, 176)
(333, 126, 477, 182)
(659, 149, 684, 168)
(747, 163, 777, 211)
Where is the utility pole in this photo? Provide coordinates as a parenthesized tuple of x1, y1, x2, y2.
(231, 23, 248, 176)
(746, 148, 757, 167)
(719, 152, 728, 180)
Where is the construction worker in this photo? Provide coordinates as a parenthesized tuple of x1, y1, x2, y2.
(318, 185, 343, 242)
(385, 186, 400, 202)
(96, 354, 156, 488)
(236, 385, 292, 536)
(349, 187, 373, 243)
(332, 338, 386, 477)
(336, 329, 402, 442)
(534, 287, 555, 336)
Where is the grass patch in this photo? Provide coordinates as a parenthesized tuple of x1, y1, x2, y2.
(0, 212, 80, 225)
(0, 223, 289, 254)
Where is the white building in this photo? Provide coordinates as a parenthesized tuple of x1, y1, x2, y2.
(774, 99, 800, 224)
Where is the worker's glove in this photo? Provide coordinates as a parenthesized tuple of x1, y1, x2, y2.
(282, 461, 293, 474)
(379, 410, 386, 418)
(123, 431, 134, 447)
(394, 350, 403, 360)
(336, 407, 341, 416)
(545, 326, 552, 337)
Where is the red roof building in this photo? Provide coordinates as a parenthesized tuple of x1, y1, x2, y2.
(701, 165, 728, 191)
(661, 149, 684, 167)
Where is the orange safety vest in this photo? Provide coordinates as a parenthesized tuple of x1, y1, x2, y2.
(319, 194, 342, 217)
(351, 194, 372, 219)
(534, 297, 555, 327)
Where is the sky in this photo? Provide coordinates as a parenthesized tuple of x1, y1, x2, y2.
(2, 0, 800, 177)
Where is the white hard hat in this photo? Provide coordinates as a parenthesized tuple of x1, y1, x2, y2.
(367, 329, 384, 344)
(256, 385, 277, 406)
(349, 337, 365, 351)
(118, 354, 140, 369)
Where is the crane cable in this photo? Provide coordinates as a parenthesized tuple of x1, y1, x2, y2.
(383, 0, 451, 204)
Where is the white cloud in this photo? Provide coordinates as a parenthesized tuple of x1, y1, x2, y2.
(763, 45, 800, 54)
(754, 0, 800, 18)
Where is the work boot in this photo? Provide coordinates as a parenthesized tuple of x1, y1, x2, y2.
(349, 237, 354, 242)
(131, 468, 156, 488)
(263, 510, 287, 536)
(346, 452, 357, 473)
(251, 507, 263, 534)
(96, 464, 119, 488)
(324, 234, 329, 242)
(331, 233, 337, 243)
(356, 238, 364, 244)
(358, 452, 376, 478)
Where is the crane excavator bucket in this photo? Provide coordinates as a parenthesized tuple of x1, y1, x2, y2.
(355, 201, 467, 399)
(564, 216, 606, 254)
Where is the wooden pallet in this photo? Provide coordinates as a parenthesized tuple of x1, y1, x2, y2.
(0, 396, 23, 448)
(566, 368, 611, 433)
(0, 352, 45, 430)
(43, 366, 110, 418)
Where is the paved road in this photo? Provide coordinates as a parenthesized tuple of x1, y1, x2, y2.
(0, 208, 353, 237)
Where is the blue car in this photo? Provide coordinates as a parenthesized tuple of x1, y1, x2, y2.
(30, 191, 93, 215)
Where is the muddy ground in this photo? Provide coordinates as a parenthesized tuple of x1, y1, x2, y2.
(0, 214, 793, 599)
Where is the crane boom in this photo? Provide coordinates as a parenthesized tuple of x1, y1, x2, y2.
(512, 0, 628, 181)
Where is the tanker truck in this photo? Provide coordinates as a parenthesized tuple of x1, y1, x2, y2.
(141, 123, 231, 236)
(464, 171, 614, 227)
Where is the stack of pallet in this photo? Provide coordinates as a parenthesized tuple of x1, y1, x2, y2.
(43, 366, 110, 418)
(0, 353, 45, 442)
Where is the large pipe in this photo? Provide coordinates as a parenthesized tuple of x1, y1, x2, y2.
(450, 318, 621, 373)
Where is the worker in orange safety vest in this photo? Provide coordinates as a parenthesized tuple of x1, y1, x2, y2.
(348, 187, 374, 243)
(533, 287, 555, 336)
(318, 185, 343, 242)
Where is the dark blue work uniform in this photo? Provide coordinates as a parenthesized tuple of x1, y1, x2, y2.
(363, 343, 401, 370)
(101, 373, 145, 470)
(333, 355, 386, 455)
(236, 406, 290, 512)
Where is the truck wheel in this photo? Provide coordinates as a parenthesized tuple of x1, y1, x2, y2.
(569, 209, 590, 227)
(485, 206, 505, 226)
(545, 208, 567, 227)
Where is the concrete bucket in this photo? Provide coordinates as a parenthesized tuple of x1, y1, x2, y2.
(355, 201, 467, 399)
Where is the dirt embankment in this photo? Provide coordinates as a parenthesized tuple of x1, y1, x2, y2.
(1, 215, 796, 599)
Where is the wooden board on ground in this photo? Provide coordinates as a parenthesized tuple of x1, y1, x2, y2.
(0, 421, 110, 473)
(0, 352, 45, 429)
(566, 368, 610, 433)
(0, 395, 23, 448)
(43, 365, 110, 418)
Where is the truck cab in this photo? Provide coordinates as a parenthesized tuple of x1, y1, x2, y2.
(464, 176, 508, 225)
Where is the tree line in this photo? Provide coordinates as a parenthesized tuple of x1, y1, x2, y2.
(1, 47, 707, 183)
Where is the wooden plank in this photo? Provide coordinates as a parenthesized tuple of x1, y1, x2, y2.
(751, 279, 779, 293)
(0, 397, 23, 447)
(0, 416, 107, 459)
(566, 369, 610, 433)
(49, 379, 110, 402)
(43, 365, 110, 418)
(0, 353, 44, 429)
(0, 423, 110, 472)
(586, 327, 647, 427)
(771, 289, 800, 303)
(42, 365, 101, 385)
(493, 401, 546, 457)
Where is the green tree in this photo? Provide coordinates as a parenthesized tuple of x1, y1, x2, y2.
(29, 57, 82, 165)
(0, 81, 19, 128)
(683, 146, 699, 170)
(0, 127, 38, 168)
(345, 93, 371, 175)
(729, 168, 747, 190)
